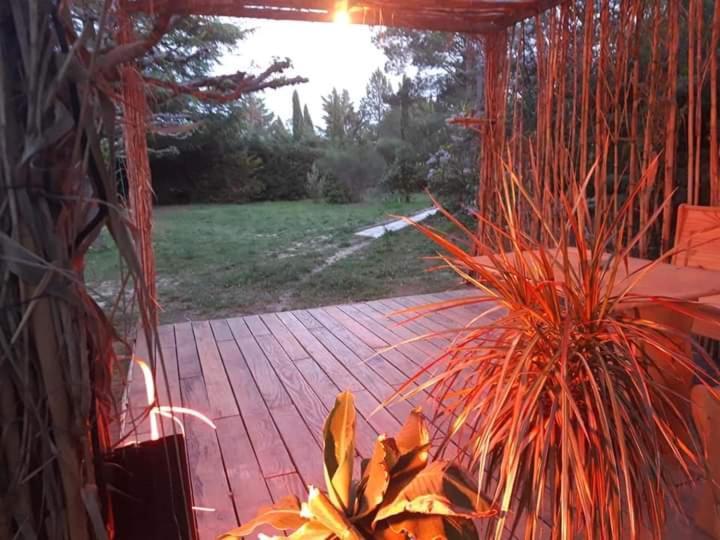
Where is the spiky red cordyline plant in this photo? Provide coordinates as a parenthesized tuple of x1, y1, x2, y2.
(391, 158, 720, 540)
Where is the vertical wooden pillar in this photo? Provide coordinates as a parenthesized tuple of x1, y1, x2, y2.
(477, 30, 508, 243)
(118, 6, 158, 327)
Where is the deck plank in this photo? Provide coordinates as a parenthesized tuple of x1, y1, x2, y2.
(216, 338, 296, 478)
(294, 357, 378, 458)
(260, 313, 310, 361)
(308, 308, 410, 385)
(244, 314, 271, 336)
(192, 321, 238, 419)
(276, 312, 364, 391)
(175, 321, 203, 379)
(322, 305, 388, 348)
(368, 298, 451, 346)
(231, 318, 293, 410)
(354, 302, 444, 358)
(209, 319, 234, 342)
(307, 326, 414, 422)
(272, 406, 324, 488)
(266, 473, 307, 501)
(335, 304, 431, 382)
(256, 335, 327, 444)
(179, 375, 236, 540)
(214, 415, 272, 525)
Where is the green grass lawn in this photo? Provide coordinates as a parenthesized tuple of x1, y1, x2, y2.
(87, 194, 463, 323)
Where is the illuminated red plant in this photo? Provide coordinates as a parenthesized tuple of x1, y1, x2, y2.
(392, 158, 720, 539)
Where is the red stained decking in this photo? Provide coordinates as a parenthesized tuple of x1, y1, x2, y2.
(119, 290, 702, 540)
(120, 291, 475, 539)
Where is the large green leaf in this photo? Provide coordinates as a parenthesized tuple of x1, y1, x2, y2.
(374, 462, 494, 525)
(375, 514, 479, 540)
(356, 436, 398, 518)
(286, 521, 335, 540)
(394, 408, 430, 455)
(306, 487, 364, 540)
(218, 496, 306, 538)
(323, 391, 356, 513)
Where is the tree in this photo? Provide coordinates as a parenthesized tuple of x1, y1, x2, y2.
(240, 94, 274, 133)
(303, 104, 315, 136)
(322, 87, 355, 143)
(292, 90, 304, 140)
(360, 68, 393, 127)
(372, 28, 481, 110)
(385, 76, 418, 141)
(270, 117, 290, 140)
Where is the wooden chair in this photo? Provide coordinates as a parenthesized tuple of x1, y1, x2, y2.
(672, 203, 720, 270)
(674, 206, 720, 536)
(673, 204, 720, 344)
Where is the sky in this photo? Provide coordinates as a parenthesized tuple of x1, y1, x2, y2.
(219, 19, 393, 125)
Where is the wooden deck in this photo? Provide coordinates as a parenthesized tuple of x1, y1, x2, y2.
(119, 290, 704, 540)
(120, 290, 484, 539)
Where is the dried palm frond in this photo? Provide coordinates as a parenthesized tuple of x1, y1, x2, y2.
(391, 157, 720, 539)
(0, 1, 152, 537)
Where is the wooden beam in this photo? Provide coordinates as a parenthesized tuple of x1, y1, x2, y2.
(126, 0, 564, 34)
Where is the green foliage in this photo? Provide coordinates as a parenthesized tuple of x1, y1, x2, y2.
(360, 68, 393, 131)
(319, 172, 353, 204)
(246, 136, 322, 200)
(372, 28, 478, 108)
(149, 107, 320, 203)
(316, 145, 386, 203)
(239, 94, 274, 133)
(322, 88, 361, 144)
(375, 137, 411, 166)
(221, 392, 494, 539)
(305, 162, 325, 201)
(303, 104, 315, 136)
(425, 138, 478, 213)
(292, 90, 304, 141)
(382, 149, 422, 202)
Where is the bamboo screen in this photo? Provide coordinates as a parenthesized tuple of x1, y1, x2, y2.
(472, 0, 720, 257)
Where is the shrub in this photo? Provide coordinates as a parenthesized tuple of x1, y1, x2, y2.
(375, 136, 411, 165)
(305, 162, 325, 201)
(319, 171, 353, 204)
(425, 141, 477, 213)
(395, 157, 720, 538)
(381, 148, 422, 202)
(316, 145, 386, 203)
(221, 392, 494, 539)
(150, 146, 263, 204)
(245, 137, 322, 201)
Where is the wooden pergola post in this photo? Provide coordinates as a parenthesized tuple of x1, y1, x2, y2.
(118, 3, 158, 327)
(477, 30, 508, 243)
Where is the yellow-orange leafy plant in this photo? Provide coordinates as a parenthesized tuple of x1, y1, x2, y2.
(390, 158, 720, 539)
(220, 391, 494, 539)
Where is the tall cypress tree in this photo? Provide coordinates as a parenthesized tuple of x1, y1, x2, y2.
(292, 90, 303, 140)
(303, 104, 315, 136)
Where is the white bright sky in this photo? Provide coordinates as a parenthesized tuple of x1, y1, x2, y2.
(219, 19, 397, 124)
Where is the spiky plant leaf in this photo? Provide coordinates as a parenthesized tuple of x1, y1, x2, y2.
(389, 157, 720, 538)
(219, 496, 306, 539)
(323, 391, 356, 512)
